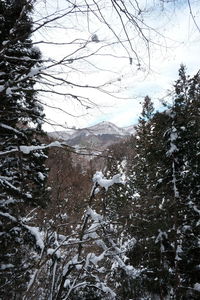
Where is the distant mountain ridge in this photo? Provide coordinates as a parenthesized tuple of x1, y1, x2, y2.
(48, 121, 135, 149)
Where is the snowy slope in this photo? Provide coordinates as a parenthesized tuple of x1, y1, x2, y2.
(48, 121, 136, 148)
(87, 121, 128, 136)
(48, 129, 76, 140)
(123, 124, 136, 135)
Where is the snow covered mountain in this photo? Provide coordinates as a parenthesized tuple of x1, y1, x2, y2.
(48, 121, 135, 148)
(123, 124, 136, 135)
(86, 121, 128, 136)
(48, 130, 75, 141)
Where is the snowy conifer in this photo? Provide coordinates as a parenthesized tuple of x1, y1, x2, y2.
(0, 1, 48, 297)
(131, 68, 200, 299)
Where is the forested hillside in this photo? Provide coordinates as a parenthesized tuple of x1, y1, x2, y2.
(0, 0, 200, 299)
(1, 64, 200, 299)
(102, 68, 200, 299)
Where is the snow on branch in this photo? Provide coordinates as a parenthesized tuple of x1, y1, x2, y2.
(0, 212, 17, 222)
(24, 225, 44, 250)
(0, 123, 26, 137)
(0, 177, 20, 192)
(166, 126, 178, 156)
(92, 171, 125, 191)
(86, 207, 140, 279)
(19, 141, 62, 154)
(0, 141, 63, 156)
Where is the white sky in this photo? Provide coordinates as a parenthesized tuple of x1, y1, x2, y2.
(33, 0, 200, 131)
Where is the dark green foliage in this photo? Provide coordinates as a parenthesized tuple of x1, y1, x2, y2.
(105, 139, 136, 234)
(171, 66, 200, 298)
(88, 68, 200, 299)
(129, 67, 200, 299)
(0, 1, 48, 297)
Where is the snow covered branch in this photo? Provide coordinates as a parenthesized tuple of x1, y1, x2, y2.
(0, 141, 63, 156)
(92, 171, 126, 191)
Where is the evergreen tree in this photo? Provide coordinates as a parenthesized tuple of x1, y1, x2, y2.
(166, 65, 200, 298)
(130, 67, 200, 299)
(105, 141, 131, 220)
(94, 138, 137, 299)
(129, 96, 171, 299)
(0, 1, 48, 297)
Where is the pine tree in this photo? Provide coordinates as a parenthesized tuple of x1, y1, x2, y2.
(105, 141, 131, 220)
(0, 1, 48, 297)
(130, 67, 200, 299)
(129, 96, 170, 299)
(167, 65, 200, 298)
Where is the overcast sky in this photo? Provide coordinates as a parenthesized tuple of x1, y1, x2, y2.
(34, 0, 200, 131)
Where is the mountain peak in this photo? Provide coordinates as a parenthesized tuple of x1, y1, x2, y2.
(48, 121, 136, 149)
(88, 121, 127, 136)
